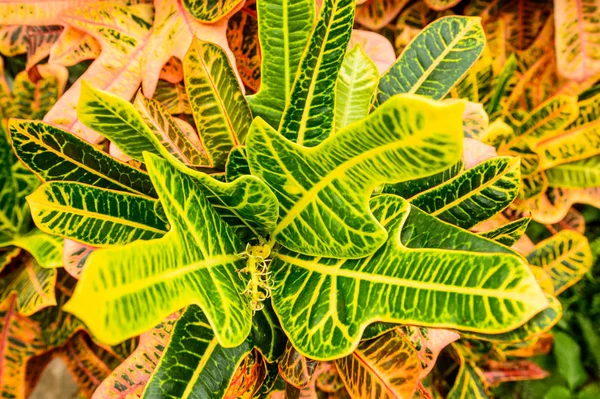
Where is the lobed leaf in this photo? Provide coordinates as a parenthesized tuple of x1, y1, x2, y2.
(64, 153, 252, 347)
(247, 94, 464, 258)
(270, 195, 548, 359)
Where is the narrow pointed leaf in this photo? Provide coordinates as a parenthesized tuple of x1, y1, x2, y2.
(270, 195, 548, 359)
(0, 257, 56, 316)
(27, 182, 169, 247)
(479, 218, 531, 247)
(134, 92, 210, 167)
(77, 81, 165, 163)
(247, 95, 464, 258)
(185, 39, 252, 169)
(9, 120, 156, 198)
(279, 0, 355, 146)
(527, 230, 592, 295)
(64, 153, 251, 347)
(377, 16, 485, 105)
(142, 305, 253, 399)
(382, 161, 464, 199)
(335, 328, 420, 399)
(246, 0, 315, 128)
(335, 45, 379, 131)
(410, 157, 521, 229)
(447, 347, 490, 399)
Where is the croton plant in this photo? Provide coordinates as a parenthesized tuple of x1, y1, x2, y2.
(0, 0, 598, 398)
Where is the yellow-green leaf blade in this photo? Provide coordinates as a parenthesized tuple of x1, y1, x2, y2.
(377, 16, 485, 105)
(270, 195, 548, 360)
(64, 153, 252, 347)
(247, 94, 464, 258)
(546, 155, 600, 188)
(27, 182, 169, 247)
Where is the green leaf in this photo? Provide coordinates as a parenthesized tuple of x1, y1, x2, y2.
(576, 314, 600, 374)
(377, 16, 485, 105)
(142, 305, 253, 399)
(251, 300, 286, 363)
(0, 247, 20, 274)
(461, 295, 562, 343)
(0, 124, 27, 239)
(77, 81, 163, 163)
(553, 331, 588, 391)
(182, 0, 244, 22)
(335, 44, 379, 131)
(279, 0, 355, 146)
(134, 92, 210, 167)
(270, 195, 548, 359)
(527, 230, 592, 295)
(410, 156, 520, 229)
(184, 38, 252, 169)
(164, 157, 279, 241)
(0, 256, 56, 316)
(512, 95, 579, 143)
(9, 120, 157, 198)
(27, 182, 169, 247)
(10, 230, 63, 268)
(225, 146, 250, 182)
(479, 217, 531, 246)
(247, 94, 465, 258)
(485, 54, 517, 117)
(64, 153, 252, 346)
(447, 347, 490, 399)
(382, 161, 464, 199)
(246, 0, 315, 128)
(546, 155, 600, 188)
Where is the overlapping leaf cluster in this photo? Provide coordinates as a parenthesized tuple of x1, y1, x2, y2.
(0, 0, 598, 398)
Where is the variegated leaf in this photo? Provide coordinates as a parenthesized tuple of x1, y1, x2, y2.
(555, 0, 600, 81)
(227, 7, 261, 93)
(62, 239, 94, 279)
(355, 0, 410, 30)
(393, 1, 453, 54)
(409, 157, 521, 229)
(279, 0, 355, 147)
(142, 305, 253, 399)
(153, 80, 192, 115)
(335, 45, 379, 131)
(27, 182, 169, 247)
(185, 38, 252, 169)
(546, 155, 600, 188)
(479, 217, 531, 247)
(527, 230, 592, 295)
(248, 95, 464, 258)
(425, 0, 461, 11)
(377, 16, 485, 105)
(10, 64, 67, 120)
(182, 0, 244, 22)
(246, 0, 315, 129)
(93, 315, 178, 399)
(447, 346, 490, 399)
(383, 161, 464, 200)
(9, 230, 63, 268)
(64, 153, 252, 347)
(49, 26, 101, 66)
(9, 120, 157, 198)
(225, 146, 250, 182)
(278, 342, 318, 388)
(270, 195, 548, 359)
(0, 0, 88, 25)
(336, 328, 421, 398)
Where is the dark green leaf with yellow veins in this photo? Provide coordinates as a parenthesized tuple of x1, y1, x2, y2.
(182, 0, 245, 23)
(447, 346, 490, 399)
(77, 81, 165, 163)
(0, 123, 26, 240)
(462, 295, 561, 343)
(410, 157, 520, 229)
(247, 94, 465, 258)
(163, 156, 279, 241)
(382, 161, 464, 199)
(377, 16, 485, 106)
(185, 38, 252, 169)
(64, 153, 252, 347)
(9, 120, 157, 198)
(27, 182, 169, 247)
(527, 230, 592, 295)
(225, 146, 250, 182)
(142, 305, 253, 399)
(479, 218, 531, 247)
(246, 0, 315, 129)
(278, 0, 355, 147)
(270, 194, 548, 360)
